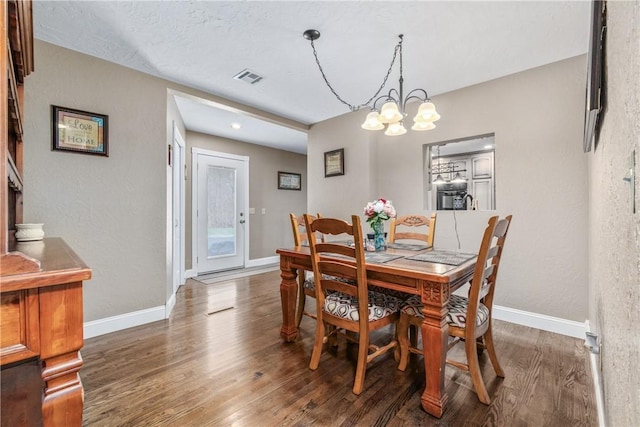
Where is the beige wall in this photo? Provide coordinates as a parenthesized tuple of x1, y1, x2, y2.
(24, 41, 169, 321)
(23, 41, 304, 322)
(588, 2, 640, 425)
(310, 56, 589, 322)
(185, 131, 307, 262)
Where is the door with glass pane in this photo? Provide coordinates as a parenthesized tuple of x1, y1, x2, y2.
(195, 150, 248, 274)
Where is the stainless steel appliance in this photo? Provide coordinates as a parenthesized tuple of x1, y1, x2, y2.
(436, 182, 468, 210)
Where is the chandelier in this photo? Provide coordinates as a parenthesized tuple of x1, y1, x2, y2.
(432, 145, 466, 185)
(303, 30, 440, 136)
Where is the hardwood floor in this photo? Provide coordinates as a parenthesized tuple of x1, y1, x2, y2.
(81, 271, 597, 426)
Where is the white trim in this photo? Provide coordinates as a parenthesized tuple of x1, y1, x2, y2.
(493, 304, 587, 339)
(245, 255, 279, 268)
(165, 292, 177, 319)
(184, 268, 196, 279)
(585, 321, 606, 427)
(84, 306, 165, 339)
(191, 148, 250, 274)
(83, 288, 590, 344)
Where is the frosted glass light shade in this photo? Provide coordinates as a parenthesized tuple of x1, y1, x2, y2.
(384, 122, 407, 136)
(451, 172, 466, 183)
(414, 102, 441, 123)
(411, 121, 436, 131)
(433, 174, 447, 184)
(361, 111, 384, 130)
(379, 102, 403, 124)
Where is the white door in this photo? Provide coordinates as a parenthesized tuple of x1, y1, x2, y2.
(172, 124, 186, 294)
(194, 149, 248, 274)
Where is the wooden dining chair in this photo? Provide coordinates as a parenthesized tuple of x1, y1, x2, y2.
(388, 213, 437, 247)
(396, 214, 513, 404)
(303, 214, 401, 395)
(289, 213, 323, 327)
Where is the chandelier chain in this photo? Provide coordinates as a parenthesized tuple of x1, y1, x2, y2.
(309, 37, 402, 111)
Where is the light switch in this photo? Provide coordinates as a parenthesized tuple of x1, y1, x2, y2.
(261, 208, 266, 215)
(249, 208, 256, 214)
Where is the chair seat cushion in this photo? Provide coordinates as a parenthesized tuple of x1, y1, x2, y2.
(400, 294, 489, 328)
(369, 285, 413, 301)
(303, 273, 355, 291)
(324, 290, 401, 321)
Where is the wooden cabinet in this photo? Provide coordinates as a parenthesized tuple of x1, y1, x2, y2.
(1, 239, 91, 427)
(471, 152, 493, 179)
(2, 0, 33, 251)
(1, 3, 92, 426)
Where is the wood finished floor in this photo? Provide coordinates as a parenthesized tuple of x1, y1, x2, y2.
(81, 271, 597, 426)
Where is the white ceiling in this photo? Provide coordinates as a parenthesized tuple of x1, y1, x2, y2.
(33, 1, 591, 154)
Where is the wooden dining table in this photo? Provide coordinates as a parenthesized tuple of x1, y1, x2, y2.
(276, 244, 476, 418)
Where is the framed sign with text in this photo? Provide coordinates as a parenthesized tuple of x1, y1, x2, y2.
(52, 105, 109, 156)
(324, 148, 344, 177)
(278, 171, 301, 190)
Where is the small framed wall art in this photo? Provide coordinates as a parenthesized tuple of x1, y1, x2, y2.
(52, 105, 109, 156)
(278, 171, 302, 190)
(324, 148, 344, 177)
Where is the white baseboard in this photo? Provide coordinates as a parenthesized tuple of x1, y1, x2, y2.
(184, 269, 196, 279)
(84, 305, 166, 339)
(493, 304, 587, 339)
(84, 282, 587, 341)
(165, 293, 176, 319)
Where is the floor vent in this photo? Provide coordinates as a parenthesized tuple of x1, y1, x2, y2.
(233, 69, 263, 84)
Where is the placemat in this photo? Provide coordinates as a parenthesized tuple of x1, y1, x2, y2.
(364, 253, 404, 264)
(323, 252, 403, 264)
(406, 250, 476, 266)
(386, 242, 430, 251)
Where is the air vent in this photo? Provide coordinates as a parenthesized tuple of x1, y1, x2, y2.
(233, 69, 263, 84)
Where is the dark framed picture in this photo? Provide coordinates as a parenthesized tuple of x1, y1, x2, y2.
(583, 0, 606, 153)
(52, 105, 109, 156)
(278, 171, 301, 190)
(324, 148, 344, 177)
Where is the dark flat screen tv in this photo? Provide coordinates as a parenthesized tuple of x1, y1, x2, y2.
(583, 0, 606, 153)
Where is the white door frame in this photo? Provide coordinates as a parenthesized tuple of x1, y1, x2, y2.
(172, 123, 186, 293)
(191, 147, 250, 274)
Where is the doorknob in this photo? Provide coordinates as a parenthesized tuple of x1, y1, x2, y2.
(240, 219, 245, 224)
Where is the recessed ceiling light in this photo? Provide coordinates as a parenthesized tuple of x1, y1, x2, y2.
(231, 122, 242, 130)
(484, 144, 493, 149)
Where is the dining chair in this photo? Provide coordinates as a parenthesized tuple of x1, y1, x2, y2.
(289, 213, 323, 327)
(303, 214, 402, 395)
(388, 213, 437, 247)
(396, 214, 513, 404)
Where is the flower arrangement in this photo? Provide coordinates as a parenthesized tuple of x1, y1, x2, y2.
(363, 198, 396, 226)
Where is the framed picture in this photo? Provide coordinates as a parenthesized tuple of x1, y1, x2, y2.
(324, 148, 345, 177)
(52, 105, 109, 156)
(278, 171, 301, 190)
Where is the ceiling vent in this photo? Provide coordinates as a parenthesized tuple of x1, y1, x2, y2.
(233, 69, 263, 84)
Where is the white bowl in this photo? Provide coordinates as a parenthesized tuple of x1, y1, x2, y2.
(15, 223, 45, 241)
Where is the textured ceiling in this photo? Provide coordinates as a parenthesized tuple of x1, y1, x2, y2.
(33, 1, 591, 154)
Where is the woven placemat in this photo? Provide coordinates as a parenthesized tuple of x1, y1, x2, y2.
(364, 253, 404, 264)
(406, 250, 476, 266)
(386, 242, 430, 251)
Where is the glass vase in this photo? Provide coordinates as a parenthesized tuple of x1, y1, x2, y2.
(371, 220, 386, 251)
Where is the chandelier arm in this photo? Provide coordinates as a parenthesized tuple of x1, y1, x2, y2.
(308, 37, 403, 111)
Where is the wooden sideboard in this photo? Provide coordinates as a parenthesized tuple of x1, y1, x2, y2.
(1, 238, 91, 426)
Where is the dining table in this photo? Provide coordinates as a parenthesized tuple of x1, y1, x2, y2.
(276, 242, 477, 418)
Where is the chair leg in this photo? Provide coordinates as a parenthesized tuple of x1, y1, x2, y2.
(295, 273, 305, 328)
(465, 336, 491, 404)
(484, 324, 504, 378)
(397, 313, 411, 372)
(309, 320, 325, 370)
(352, 330, 370, 395)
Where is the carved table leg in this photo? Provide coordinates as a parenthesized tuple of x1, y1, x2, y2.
(279, 255, 299, 342)
(420, 279, 450, 418)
